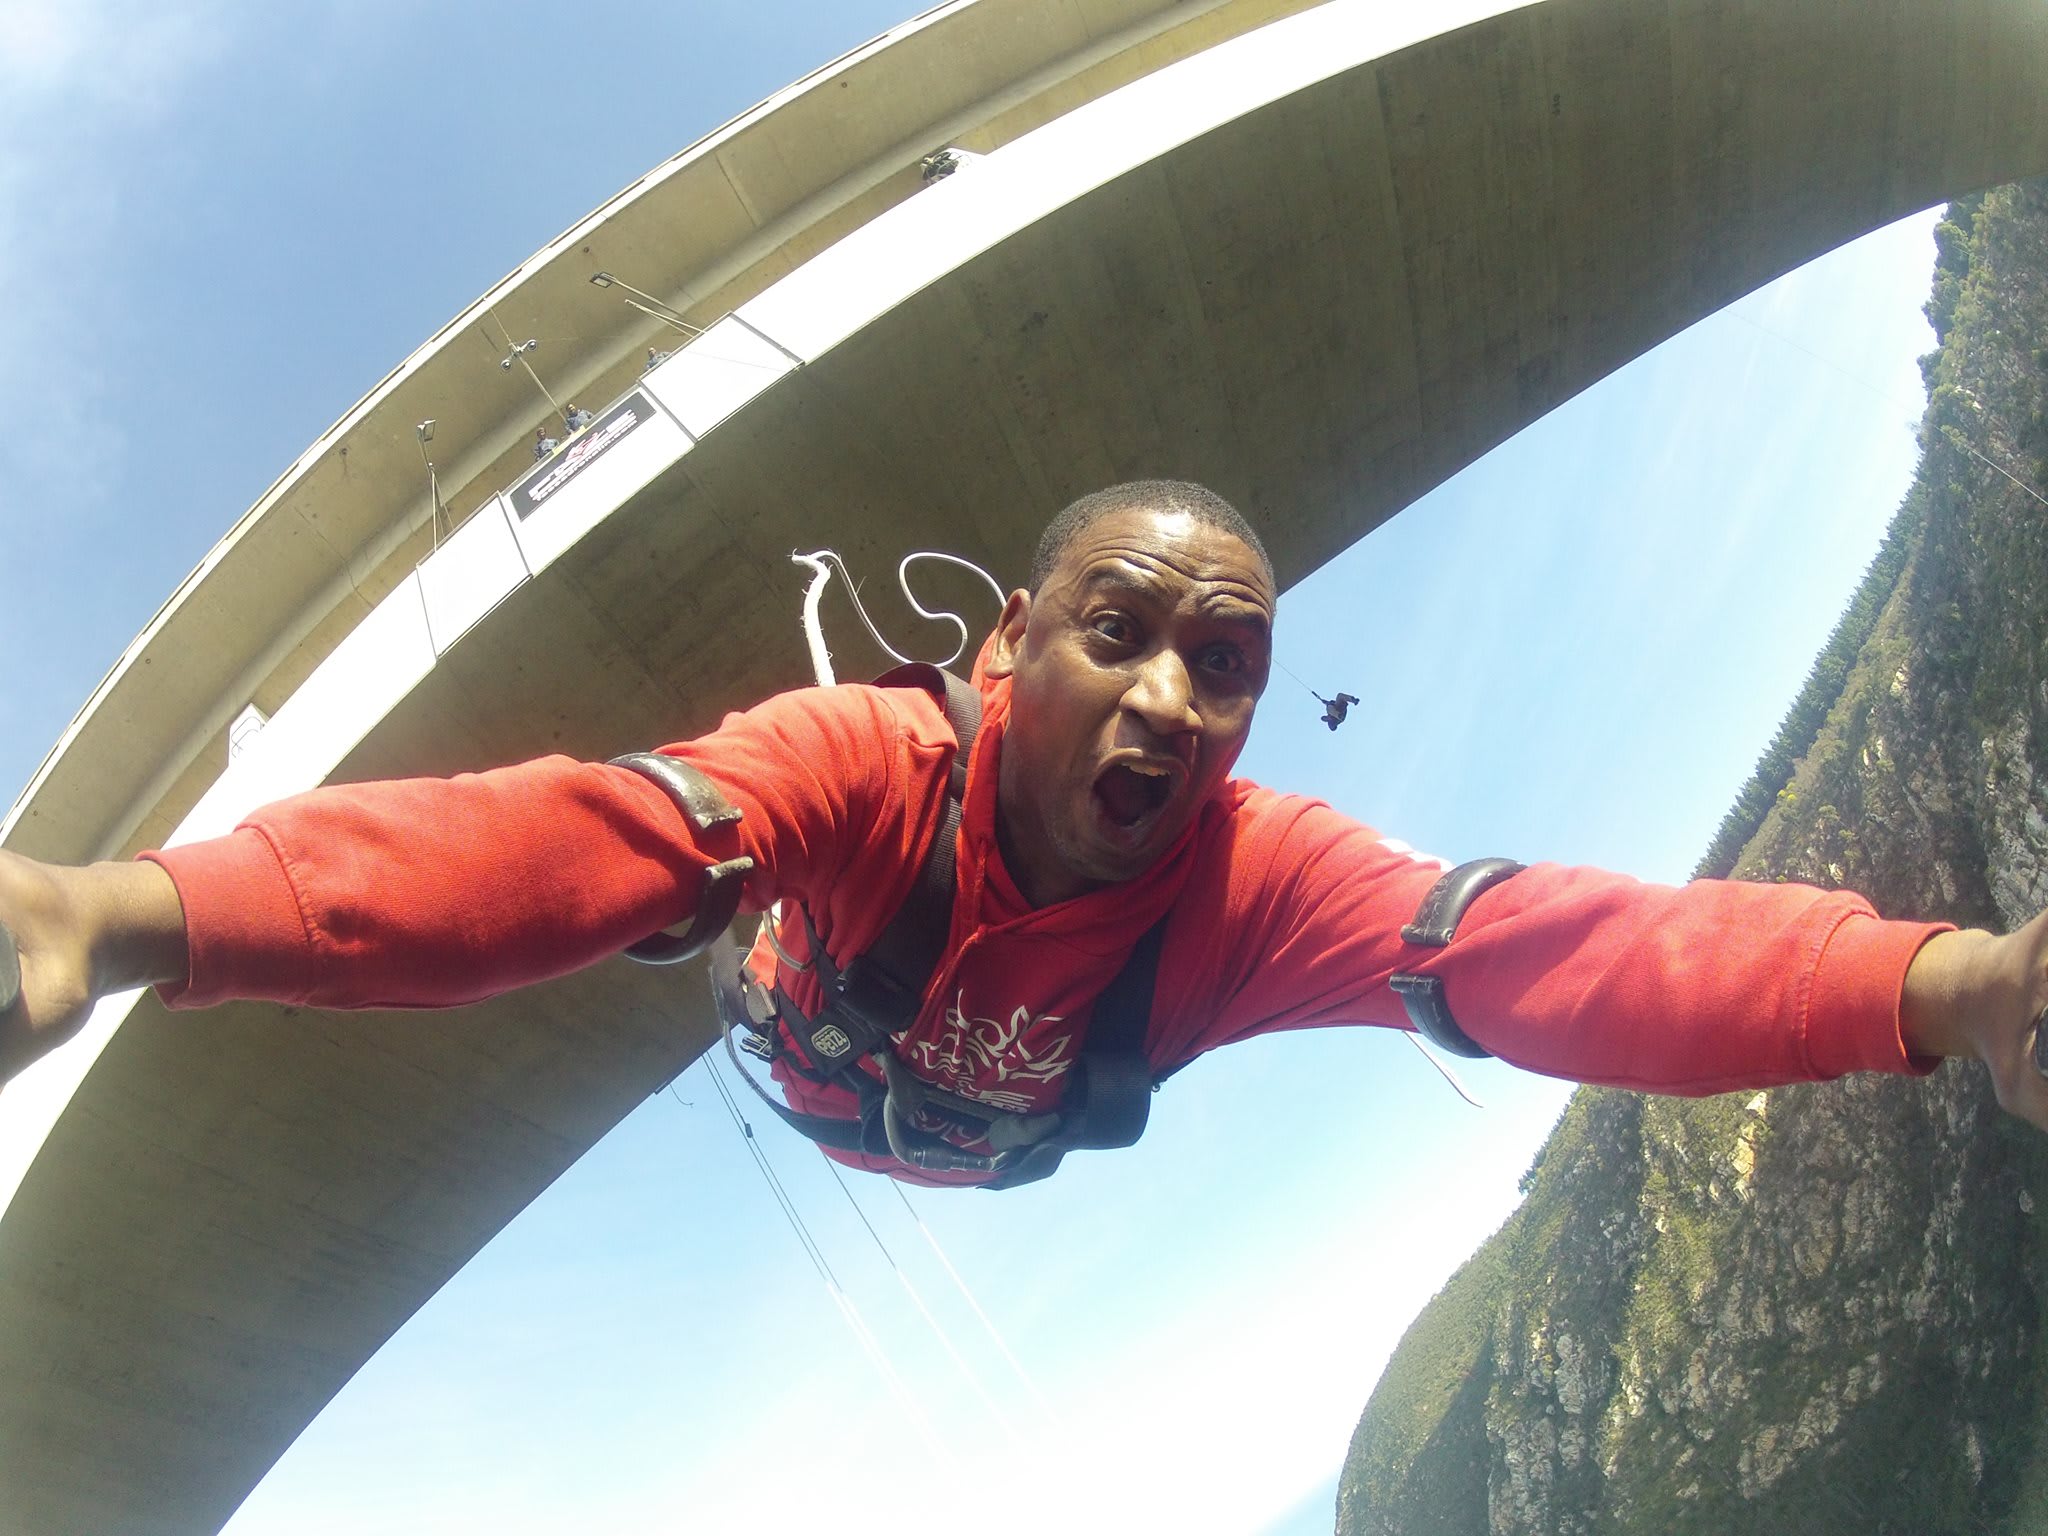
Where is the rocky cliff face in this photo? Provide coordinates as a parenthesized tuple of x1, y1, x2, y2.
(1337, 180, 2048, 1536)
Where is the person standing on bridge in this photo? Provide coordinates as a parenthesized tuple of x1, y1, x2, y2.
(3, 481, 2047, 1182)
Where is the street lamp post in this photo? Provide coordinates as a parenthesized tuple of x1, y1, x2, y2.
(415, 419, 448, 550)
(491, 325, 570, 426)
(589, 271, 704, 337)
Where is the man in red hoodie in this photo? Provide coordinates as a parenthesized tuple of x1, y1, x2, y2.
(3, 479, 2047, 1182)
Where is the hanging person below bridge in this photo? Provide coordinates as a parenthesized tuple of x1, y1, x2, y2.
(4, 480, 2048, 1186)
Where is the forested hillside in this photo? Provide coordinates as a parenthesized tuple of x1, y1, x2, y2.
(1336, 179, 2048, 1536)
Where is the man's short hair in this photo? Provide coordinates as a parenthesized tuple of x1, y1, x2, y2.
(1029, 480, 1274, 593)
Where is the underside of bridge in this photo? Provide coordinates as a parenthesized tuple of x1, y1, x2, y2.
(4, 1, 2048, 1531)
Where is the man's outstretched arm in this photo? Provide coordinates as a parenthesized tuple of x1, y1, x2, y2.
(1900, 913, 2048, 1131)
(0, 752, 774, 1086)
(0, 680, 946, 1091)
(0, 851, 187, 1081)
(1184, 796, 2048, 1133)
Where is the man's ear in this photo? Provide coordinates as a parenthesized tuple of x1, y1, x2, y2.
(983, 589, 1032, 679)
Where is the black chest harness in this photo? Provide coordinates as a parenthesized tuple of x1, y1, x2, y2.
(613, 664, 1520, 1189)
(622, 665, 1167, 1190)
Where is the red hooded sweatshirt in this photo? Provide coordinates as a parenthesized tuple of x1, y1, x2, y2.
(147, 670, 1942, 1186)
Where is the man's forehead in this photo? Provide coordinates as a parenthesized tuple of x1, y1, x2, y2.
(1070, 562, 1271, 623)
(1053, 508, 1273, 602)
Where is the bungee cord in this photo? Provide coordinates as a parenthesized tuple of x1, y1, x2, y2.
(1269, 654, 1323, 703)
(792, 548, 1008, 686)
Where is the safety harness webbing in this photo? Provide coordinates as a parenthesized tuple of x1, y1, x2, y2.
(773, 664, 978, 1083)
(735, 663, 1164, 1189)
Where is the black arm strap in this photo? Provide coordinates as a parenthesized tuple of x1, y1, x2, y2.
(611, 753, 756, 967)
(0, 921, 18, 1015)
(1388, 857, 1525, 1060)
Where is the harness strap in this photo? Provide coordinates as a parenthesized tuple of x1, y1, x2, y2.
(716, 663, 1172, 1187)
(1388, 857, 1525, 1060)
(852, 663, 979, 983)
(611, 753, 756, 967)
(984, 918, 1168, 1190)
(778, 663, 980, 1080)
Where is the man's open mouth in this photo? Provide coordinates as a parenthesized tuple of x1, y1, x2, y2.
(1093, 760, 1176, 831)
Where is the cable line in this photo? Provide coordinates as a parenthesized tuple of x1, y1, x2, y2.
(692, 1058, 943, 1451)
(890, 1183, 1064, 1429)
(1730, 307, 2048, 507)
(1943, 427, 2048, 510)
(700, 1058, 836, 1286)
(1269, 655, 1323, 702)
(824, 1155, 1021, 1443)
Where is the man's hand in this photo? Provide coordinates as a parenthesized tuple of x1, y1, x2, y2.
(1902, 911, 2048, 1131)
(0, 852, 187, 1087)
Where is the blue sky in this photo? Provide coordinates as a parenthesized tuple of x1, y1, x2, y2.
(1, 3, 1942, 1533)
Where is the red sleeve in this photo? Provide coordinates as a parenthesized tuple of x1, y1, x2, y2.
(143, 685, 940, 1011)
(1160, 788, 1947, 1093)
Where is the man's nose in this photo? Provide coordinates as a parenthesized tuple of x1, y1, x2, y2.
(1124, 648, 1200, 737)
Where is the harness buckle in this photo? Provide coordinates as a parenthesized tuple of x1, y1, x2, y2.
(817, 956, 919, 1057)
(874, 1052, 1010, 1176)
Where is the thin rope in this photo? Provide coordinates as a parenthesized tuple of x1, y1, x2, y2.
(1269, 655, 1322, 701)
(1400, 1032, 1484, 1108)
(893, 551, 1008, 667)
(890, 1183, 1064, 1427)
(694, 1058, 944, 1452)
(1730, 308, 2048, 507)
(824, 1157, 1021, 1442)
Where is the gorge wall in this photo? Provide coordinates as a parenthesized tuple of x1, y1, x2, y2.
(1336, 179, 2048, 1536)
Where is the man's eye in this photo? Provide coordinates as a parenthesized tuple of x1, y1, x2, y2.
(1199, 646, 1248, 675)
(1091, 614, 1135, 643)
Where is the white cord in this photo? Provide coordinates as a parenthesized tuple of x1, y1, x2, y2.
(792, 552, 838, 687)
(792, 548, 1006, 685)
(890, 551, 1008, 668)
(1402, 1031, 1484, 1108)
(891, 1183, 1066, 1429)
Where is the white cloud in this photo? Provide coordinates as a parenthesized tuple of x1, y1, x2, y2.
(0, 1, 233, 549)
(0, 0, 222, 107)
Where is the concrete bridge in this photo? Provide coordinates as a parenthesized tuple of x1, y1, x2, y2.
(4, 0, 2046, 1529)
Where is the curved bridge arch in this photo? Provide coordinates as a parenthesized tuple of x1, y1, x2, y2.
(3, 1, 2046, 1531)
